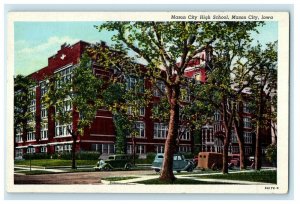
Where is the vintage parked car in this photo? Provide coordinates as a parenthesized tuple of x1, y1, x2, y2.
(151, 153, 194, 173)
(197, 152, 223, 170)
(94, 154, 133, 171)
(228, 154, 240, 167)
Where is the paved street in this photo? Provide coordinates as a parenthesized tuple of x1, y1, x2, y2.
(14, 169, 156, 184)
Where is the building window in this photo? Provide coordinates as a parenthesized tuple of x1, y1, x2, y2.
(56, 100, 72, 113)
(95, 143, 115, 154)
(134, 121, 145, 138)
(243, 117, 252, 128)
(27, 132, 35, 141)
(40, 81, 48, 97)
(127, 145, 146, 155)
(154, 123, 168, 139)
(231, 129, 238, 143)
(244, 131, 252, 144)
(155, 145, 164, 153)
(55, 66, 74, 88)
(125, 76, 144, 93)
(28, 88, 36, 123)
(245, 147, 252, 155)
(214, 111, 221, 122)
(41, 106, 48, 119)
(41, 146, 47, 153)
(243, 102, 250, 113)
(15, 127, 23, 143)
(27, 147, 35, 154)
(202, 127, 213, 144)
(55, 122, 72, 137)
(179, 145, 191, 152)
(55, 144, 72, 153)
(127, 106, 145, 116)
(180, 126, 191, 141)
(40, 123, 48, 140)
(15, 149, 23, 157)
(153, 80, 165, 97)
(231, 146, 239, 154)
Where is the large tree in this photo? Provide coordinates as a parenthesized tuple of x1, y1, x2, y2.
(93, 21, 263, 180)
(43, 53, 103, 169)
(197, 22, 264, 173)
(248, 42, 278, 170)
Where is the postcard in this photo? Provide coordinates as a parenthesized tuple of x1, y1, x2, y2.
(6, 11, 289, 194)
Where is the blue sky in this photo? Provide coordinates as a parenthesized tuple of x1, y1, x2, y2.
(14, 21, 278, 76)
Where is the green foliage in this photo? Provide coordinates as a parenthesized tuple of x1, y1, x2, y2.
(92, 21, 272, 178)
(43, 53, 104, 136)
(265, 144, 277, 164)
(102, 176, 138, 181)
(14, 75, 36, 134)
(14, 159, 98, 167)
(113, 113, 133, 154)
(135, 152, 156, 164)
(198, 170, 277, 184)
(248, 42, 278, 126)
(22, 151, 100, 160)
(22, 153, 51, 160)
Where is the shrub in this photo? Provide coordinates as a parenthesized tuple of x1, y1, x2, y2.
(23, 153, 51, 160)
(136, 152, 156, 164)
(265, 144, 277, 166)
(182, 152, 194, 159)
(23, 151, 100, 160)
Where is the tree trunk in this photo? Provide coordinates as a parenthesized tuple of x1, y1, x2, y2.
(233, 102, 246, 170)
(255, 85, 264, 171)
(234, 119, 246, 170)
(222, 130, 230, 174)
(71, 134, 77, 169)
(255, 122, 262, 170)
(160, 86, 180, 182)
(68, 128, 77, 170)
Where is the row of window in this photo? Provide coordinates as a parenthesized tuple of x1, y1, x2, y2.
(55, 144, 72, 153)
(230, 146, 252, 155)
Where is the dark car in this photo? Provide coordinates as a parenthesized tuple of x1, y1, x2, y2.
(94, 154, 133, 171)
(151, 153, 194, 173)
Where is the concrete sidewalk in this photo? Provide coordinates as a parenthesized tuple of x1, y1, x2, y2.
(14, 166, 67, 174)
(101, 168, 277, 185)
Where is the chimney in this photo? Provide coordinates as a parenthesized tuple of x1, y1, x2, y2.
(61, 42, 67, 49)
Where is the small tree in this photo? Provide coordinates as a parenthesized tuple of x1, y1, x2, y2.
(14, 75, 36, 146)
(43, 53, 103, 169)
(265, 144, 277, 167)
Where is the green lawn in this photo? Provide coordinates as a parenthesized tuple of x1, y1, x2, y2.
(102, 176, 138, 181)
(15, 159, 97, 167)
(136, 178, 232, 185)
(194, 170, 277, 184)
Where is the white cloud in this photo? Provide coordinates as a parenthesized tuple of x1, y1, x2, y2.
(15, 36, 80, 75)
(17, 36, 80, 55)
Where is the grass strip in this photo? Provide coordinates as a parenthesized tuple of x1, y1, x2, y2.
(102, 176, 139, 181)
(194, 170, 277, 184)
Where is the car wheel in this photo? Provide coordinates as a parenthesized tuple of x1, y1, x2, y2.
(124, 163, 133, 170)
(176, 170, 181, 173)
(103, 165, 111, 171)
(154, 169, 160, 173)
(187, 166, 193, 172)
